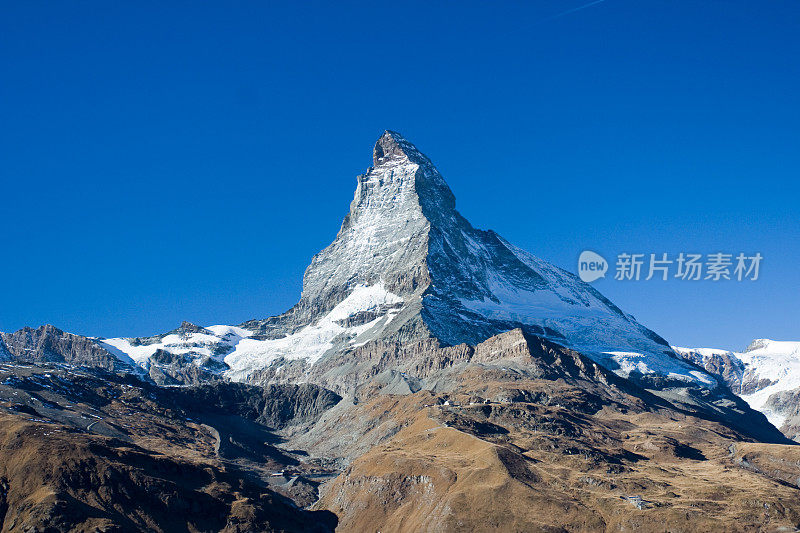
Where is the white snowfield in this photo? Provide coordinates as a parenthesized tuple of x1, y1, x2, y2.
(101, 325, 251, 366)
(456, 267, 714, 387)
(225, 283, 403, 381)
(100, 273, 712, 388)
(674, 340, 800, 427)
(101, 283, 406, 381)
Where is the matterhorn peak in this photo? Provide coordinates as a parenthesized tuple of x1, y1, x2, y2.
(372, 130, 428, 166)
(104, 131, 715, 393)
(363, 130, 456, 212)
(231, 131, 711, 389)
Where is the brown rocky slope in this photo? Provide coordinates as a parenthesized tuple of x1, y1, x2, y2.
(0, 362, 338, 532)
(299, 331, 800, 532)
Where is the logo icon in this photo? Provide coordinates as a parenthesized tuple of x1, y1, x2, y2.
(578, 250, 608, 283)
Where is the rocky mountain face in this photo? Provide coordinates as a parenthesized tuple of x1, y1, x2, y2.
(231, 131, 704, 389)
(765, 388, 800, 442)
(164, 382, 343, 430)
(675, 340, 800, 442)
(1, 325, 128, 372)
(0, 339, 11, 361)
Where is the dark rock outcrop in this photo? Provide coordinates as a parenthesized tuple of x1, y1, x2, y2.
(129, 321, 213, 347)
(166, 381, 342, 430)
(1, 325, 127, 371)
(146, 348, 226, 386)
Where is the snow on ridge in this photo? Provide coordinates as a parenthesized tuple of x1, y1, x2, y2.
(100, 284, 404, 380)
(672, 346, 735, 356)
(671, 346, 738, 369)
(97, 340, 138, 367)
(224, 283, 403, 381)
(205, 324, 253, 338)
(100, 323, 254, 371)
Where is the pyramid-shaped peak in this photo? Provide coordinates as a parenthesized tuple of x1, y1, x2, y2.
(372, 130, 428, 166)
(213, 131, 719, 396)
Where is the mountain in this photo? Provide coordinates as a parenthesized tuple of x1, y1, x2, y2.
(675, 339, 800, 441)
(2, 131, 799, 531)
(99, 131, 712, 393)
(2, 131, 783, 440)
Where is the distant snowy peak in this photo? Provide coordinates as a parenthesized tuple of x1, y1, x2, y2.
(674, 340, 800, 431)
(743, 339, 800, 358)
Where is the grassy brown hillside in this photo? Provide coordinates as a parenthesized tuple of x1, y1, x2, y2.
(316, 391, 800, 532)
(0, 363, 337, 532)
(308, 342, 800, 533)
(0, 414, 332, 532)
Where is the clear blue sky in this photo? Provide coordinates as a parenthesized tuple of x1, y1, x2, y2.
(2, 1, 798, 350)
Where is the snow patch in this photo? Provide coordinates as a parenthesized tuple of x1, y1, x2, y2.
(224, 283, 403, 381)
